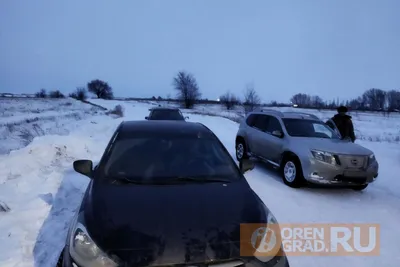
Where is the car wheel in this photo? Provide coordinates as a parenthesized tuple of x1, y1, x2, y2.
(281, 157, 303, 188)
(236, 140, 249, 161)
(352, 184, 368, 191)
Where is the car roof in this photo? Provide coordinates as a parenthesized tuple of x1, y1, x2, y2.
(117, 120, 214, 139)
(248, 109, 320, 121)
(149, 106, 180, 111)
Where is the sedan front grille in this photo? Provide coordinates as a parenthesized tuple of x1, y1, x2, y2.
(338, 155, 367, 169)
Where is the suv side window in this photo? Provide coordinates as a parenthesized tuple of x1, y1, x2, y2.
(246, 114, 257, 126)
(266, 115, 283, 134)
(253, 115, 269, 132)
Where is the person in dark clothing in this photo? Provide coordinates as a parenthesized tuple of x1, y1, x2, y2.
(326, 106, 356, 142)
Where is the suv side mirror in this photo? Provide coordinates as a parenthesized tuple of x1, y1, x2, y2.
(272, 130, 283, 138)
(145, 116, 149, 120)
(239, 159, 255, 174)
(73, 160, 93, 178)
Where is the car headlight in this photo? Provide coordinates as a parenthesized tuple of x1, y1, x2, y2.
(368, 153, 376, 164)
(311, 150, 338, 165)
(69, 214, 119, 267)
(253, 206, 281, 263)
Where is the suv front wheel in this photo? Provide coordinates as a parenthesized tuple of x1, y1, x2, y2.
(281, 156, 304, 188)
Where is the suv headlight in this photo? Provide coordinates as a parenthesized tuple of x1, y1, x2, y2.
(254, 206, 282, 263)
(368, 153, 376, 164)
(69, 214, 119, 267)
(311, 150, 338, 165)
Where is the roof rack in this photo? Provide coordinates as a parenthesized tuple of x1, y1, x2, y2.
(282, 111, 320, 120)
(254, 108, 284, 117)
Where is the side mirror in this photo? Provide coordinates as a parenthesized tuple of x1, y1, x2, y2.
(239, 159, 255, 174)
(73, 160, 93, 178)
(185, 116, 189, 119)
(145, 116, 149, 120)
(272, 130, 283, 138)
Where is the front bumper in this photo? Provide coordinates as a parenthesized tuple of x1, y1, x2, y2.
(58, 248, 290, 267)
(301, 157, 379, 186)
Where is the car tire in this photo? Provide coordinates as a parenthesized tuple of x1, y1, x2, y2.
(352, 184, 368, 191)
(281, 156, 304, 188)
(236, 139, 249, 161)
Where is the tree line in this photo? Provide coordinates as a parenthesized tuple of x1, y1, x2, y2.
(35, 79, 114, 101)
(33, 71, 400, 113)
(289, 89, 400, 111)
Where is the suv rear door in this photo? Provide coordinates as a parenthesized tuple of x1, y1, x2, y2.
(263, 115, 285, 164)
(247, 114, 270, 158)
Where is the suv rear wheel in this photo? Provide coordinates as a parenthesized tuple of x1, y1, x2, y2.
(235, 139, 249, 161)
(281, 156, 304, 188)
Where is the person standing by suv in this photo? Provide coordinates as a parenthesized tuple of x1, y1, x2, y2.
(326, 106, 356, 142)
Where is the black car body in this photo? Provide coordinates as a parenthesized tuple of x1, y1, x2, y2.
(145, 107, 188, 121)
(58, 121, 289, 267)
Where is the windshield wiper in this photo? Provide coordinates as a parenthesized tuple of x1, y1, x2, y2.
(170, 176, 232, 183)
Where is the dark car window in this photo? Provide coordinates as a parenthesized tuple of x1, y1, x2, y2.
(150, 109, 184, 120)
(100, 134, 241, 183)
(253, 115, 269, 132)
(265, 116, 282, 134)
(246, 114, 257, 126)
(282, 118, 340, 139)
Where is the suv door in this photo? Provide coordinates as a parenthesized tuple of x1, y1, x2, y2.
(263, 115, 285, 163)
(247, 114, 270, 158)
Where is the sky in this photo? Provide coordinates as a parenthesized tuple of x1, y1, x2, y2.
(1, 0, 399, 103)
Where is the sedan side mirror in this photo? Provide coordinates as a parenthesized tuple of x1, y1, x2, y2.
(239, 159, 255, 174)
(272, 130, 283, 138)
(73, 160, 93, 178)
(185, 116, 189, 119)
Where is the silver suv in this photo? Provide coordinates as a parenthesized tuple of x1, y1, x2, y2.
(235, 109, 379, 190)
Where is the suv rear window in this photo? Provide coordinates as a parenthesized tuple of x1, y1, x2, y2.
(150, 109, 184, 120)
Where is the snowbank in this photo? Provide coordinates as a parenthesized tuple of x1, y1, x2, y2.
(0, 98, 105, 154)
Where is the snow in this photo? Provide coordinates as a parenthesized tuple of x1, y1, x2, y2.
(0, 98, 105, 154)
(0, 98, 399, 267)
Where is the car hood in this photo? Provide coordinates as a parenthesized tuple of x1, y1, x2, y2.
(83, 179, 267, 266)
(292, 137, 373, 155)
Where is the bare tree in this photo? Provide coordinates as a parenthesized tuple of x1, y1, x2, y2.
(173, 71, 201, 109)
(69, 87, 88, 101)
(362, 88, 386, 110)
(386, 90, 400, 111)
(87, 79, 114, 99)
(219, 91, 240, 110)
(35, 89, 47, 98)
(49, 90, 65, 98)
(243, 84, 261, 113)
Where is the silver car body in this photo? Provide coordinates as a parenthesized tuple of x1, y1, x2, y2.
(235, 109, 379, 186)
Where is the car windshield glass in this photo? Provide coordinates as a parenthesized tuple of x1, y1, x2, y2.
(101, 135, 241, 183)
(282, 118, 340, 139)
(150, 110, 184, 120)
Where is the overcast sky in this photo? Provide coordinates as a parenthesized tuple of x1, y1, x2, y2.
(1, 0, 399, 103)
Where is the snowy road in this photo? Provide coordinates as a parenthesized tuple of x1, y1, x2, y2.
(1, 101, 399, 267)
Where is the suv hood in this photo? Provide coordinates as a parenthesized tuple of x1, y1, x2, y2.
(83, 179, 267, 266)
(292, 137, 373, 155)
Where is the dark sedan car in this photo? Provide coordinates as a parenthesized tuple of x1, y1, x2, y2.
(57, 120, 289, 267)
(145, 107, 188, 121)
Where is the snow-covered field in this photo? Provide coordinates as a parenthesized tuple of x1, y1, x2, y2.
(0, 98, 399, 267)
(0, 98, 106, 154)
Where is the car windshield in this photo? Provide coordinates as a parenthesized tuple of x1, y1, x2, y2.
(282, 118, 340, 139)
(150, 109, 184, 120)
(100, 135, 241, 183)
